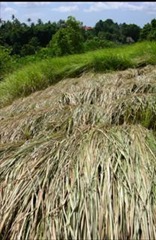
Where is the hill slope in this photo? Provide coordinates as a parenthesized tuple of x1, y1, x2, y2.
(0, 65, 156, 239)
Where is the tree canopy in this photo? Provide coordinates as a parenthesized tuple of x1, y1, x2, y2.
(0, 15, 156, 57)
(49, 16, 84, 56)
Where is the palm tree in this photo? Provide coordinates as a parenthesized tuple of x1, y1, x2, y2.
(12, 14, 15, 21)
(27, 18, 31, 23)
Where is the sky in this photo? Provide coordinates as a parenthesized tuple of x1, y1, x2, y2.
(1, 2, 156, 27)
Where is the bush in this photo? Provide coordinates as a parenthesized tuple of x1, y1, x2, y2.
(36, 47, 54, 58)
(49, 16, 84, 56)
(84, 38, 117, 52)
(0, 46, 13, 80)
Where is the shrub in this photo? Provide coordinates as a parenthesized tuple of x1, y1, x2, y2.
(0, 46, 13, 80)
(84, 38, 116, 52)
(49, 16, 84, 56)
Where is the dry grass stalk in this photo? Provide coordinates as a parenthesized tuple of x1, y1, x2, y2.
(0, 65, 156, 239)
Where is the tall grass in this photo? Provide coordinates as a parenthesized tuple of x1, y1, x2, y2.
(0, 41, 156, 108)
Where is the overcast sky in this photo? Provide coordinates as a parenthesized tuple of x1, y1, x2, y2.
(1, 2, 156, 27)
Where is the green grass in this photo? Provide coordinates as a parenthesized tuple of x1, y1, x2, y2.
(0, 41, 156, 108)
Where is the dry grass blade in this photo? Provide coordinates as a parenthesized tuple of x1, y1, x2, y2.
(0, 65, 156, 239)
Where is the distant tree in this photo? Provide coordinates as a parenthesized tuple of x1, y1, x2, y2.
(12, 14, 15, 21)
(95, 19, 121, 42)
(151, 19, 156, 28)
(27, 18, 31, 22)
(140, 19, 156, 41)
(1, 15, 156, 58)
(56, 19, 66, 29)
(33, 21, 57, 47)
(120, 23, 141, 42)
(27, 18, 31, 25)
(95, 20, 103, 35)
(37, 19, 43, 25)
(49, 16, 84, 56)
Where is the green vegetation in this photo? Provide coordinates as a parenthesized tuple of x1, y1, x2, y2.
(0, 16, 156, 80)
(0, 41, 156, 107)
(49, 16, 84, 56)
(83, 38, 117, 52)
(0, 15, 156, 58)
(0, 64, 156, 239)
(140, 19, 156, 41)
(1, 14, 156, 240)
(0, 46, 14, 80)
(94, 19, 141, 42)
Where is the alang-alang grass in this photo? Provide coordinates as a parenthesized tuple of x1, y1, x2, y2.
(0, 61, 156, 239)
(0, 41, 156, 108)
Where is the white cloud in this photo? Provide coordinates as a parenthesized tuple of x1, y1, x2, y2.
(84, 2, 156, 13)
(70, 2, 92, 5)
(142, 2, 156, 6)
(13, 2, 51, 6)
(84, 2, 125, 12)
(141, 2, 156, 14)
(4, 7, 17, 14)
(127, 2, 156, 13)
(51, 5, 79, 13)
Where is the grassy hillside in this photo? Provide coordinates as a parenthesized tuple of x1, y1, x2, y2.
(0, 41, 156, 108)
(0, 62, 156, 239)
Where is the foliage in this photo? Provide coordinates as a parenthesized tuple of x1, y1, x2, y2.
(49, 16, 84, 56)
(0, 45, 13, 80)
(95, 19, 121, 42)
(0, 15, 156, 57)
(0, 41, 156, 107)
(140, 19, 156, 40)
(36, 47, 54, 58)
(84, 38, 117, 51)
(120, 23, 141, 42)
(95, 19, 141, 43)
(0, 17, 58, 56)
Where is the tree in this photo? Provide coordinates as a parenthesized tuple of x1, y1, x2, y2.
(27, 18, 31, 23)
(20, 44, 35, 56)
(49, 16, 84, 56)
(95, 20, 103, 35)
(27, 18, 31, 26)
(56, 19, 66, 29)
(151, 19, 156, 28)
(12, 14, 15, 21)
(95, 19, 121, 42)
(140, 19, 156, 41)
(120, 23, 141, 42)
(37, 18, 43, 25)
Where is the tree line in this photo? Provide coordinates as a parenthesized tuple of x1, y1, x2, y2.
(0, 15, 156, 58)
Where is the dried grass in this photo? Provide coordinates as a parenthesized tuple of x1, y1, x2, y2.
(0, 65, 156, 239)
